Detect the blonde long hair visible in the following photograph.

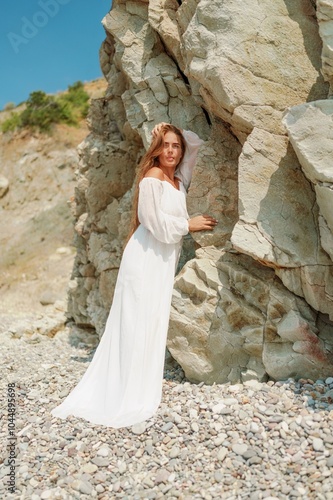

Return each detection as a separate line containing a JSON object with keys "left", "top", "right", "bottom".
{"left": 126, "top": 124, "right": 186, "bottom": 243}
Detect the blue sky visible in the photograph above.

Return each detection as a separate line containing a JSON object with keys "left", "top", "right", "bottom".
{"left": 0, "top": 0, "right": 112, "bottom": 109}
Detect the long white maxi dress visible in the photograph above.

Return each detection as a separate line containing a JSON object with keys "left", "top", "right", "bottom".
{"left": 51, "top": 130, "right": 203, "bottom": 428}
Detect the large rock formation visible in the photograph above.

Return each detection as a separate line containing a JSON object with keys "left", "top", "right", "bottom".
{"left": 67, "top": 0, "right": 333, "bottom": 382}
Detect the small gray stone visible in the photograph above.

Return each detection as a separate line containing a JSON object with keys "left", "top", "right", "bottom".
{"left": 161, "top": 422, "right": 173, "bottom": 432}
{"left": 40, "top": 291, "right": 58, "bottom": 306}
{"left": 217, "top": 447, "right": 228, "bottom": 461}
{"left": 97, "top": 446, "right": 110, "bottom": 457}
{"left": 223, "top": 398, "right": 239, "bottom": 405}
{"left": 248, "top": 456, "right": 262, "bottom": 465}
{"left": 59, "top": 388, "right": 70, "bottom": 398}
{"left": 232, "top": 443, "right": 248, "bottom": 455}
{"left": 81, "top": 463, "right": 98, "bottom": 474}
{"left": 131, "top": 421, "right": 147, "bottom": 435}
{"left": 212, "top": 403, "right": 225, "bottom": 413}
{"left": 169, "top": 446, "right": 180, "bottom": 458}
{"left": 313, "top": 438, "right": 324, "bottom": 452}
{"left": 243, "top": 449, "right": 258, "bottom": 460}
{"left": 214, "top": 471, "right": 224, "bottom": 482}
{"left": 118, "top": 461, "right": 127, "bottom": 474}
{"left": 91, "top": 457, "right": 109, "bottom": 467}
{"left": 72, "top": 479, "right": 94, "bottom": 495}
{"left": 40, "top": 490, "right": 55, "bottom": 499}
{"left": 154, "top": 468, "right": 170, "bottom": 484}
{"left": 94, "top": 471, "right": 107, "bottom": 482}
{"left": 291, "top": 451, "right": 303, "bottom": 462}
{"left": 191, "top": 422, "right": 199, "bottom": 432}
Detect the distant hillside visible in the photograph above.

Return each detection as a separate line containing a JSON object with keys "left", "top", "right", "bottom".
{"left": 0, "top": 79, "right": 107, "bottom": 129}
{"left": 0, "top": 78, "right": 107, "bottom": 318}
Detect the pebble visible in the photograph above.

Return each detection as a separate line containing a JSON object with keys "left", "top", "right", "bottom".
{"left": 217, "top": 447, "right": 228, "bottom": 461}
{"left": 91, "top": 457, "right": 109, "bottom": 467}
{"left": 71, "top": 479, "right": 94, "bottom": 495}
{"left": 40, "top": 490, "right": 54, "bottom": 499}
{"left": 161, "top": 422, "right": 173, "bottom": 432}
{"left": 131, "top": 421, "right": 147, "bottom": 435}
{"left": 1, "top": 323, "right": 333, "bottom": 499}
{"left": 97, "top": 446, "right": 110, "bottom": 457}
{"left": 118, "top": 461, "right": 127, "bottom": 474}
{"left": 313, "top": 437, "right": 324, "bottom": 451}
{"left": 82, "top": 463, "right": 98, "bottom": 474}
{"left": 191, "top": 422, "right": 199, "bottom": 432}
{"left": 169, "top": 445, "right": 180, "bottom": 458}
{"left": 232, "top": 443, "right": 248, "bottom": 455}
{"left": 154, "top": 468, "right": 169, "bottom": 484}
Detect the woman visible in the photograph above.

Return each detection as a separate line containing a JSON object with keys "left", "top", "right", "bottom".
{"left": 51, "top": 123, "right": 217, "bottom": 428}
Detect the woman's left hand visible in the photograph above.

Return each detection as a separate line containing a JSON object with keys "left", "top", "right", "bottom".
{"left": 188, "top": 215, "right": 218, "bottom": 232}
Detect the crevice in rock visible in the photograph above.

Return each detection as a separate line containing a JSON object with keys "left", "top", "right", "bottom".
{"left": 309, "top": 0, "right": 317, "bottom": 11}
{"left": 175, "top": 62, "right": 190, "bottom": 86}
{"left": 212, "top": 115, "right": 242, "bottom": 145}
{"left": 157, "top": 33, "right": 190, "bottom": 86}
{"left": 201, "top": 106, "right": 212, "bottom": 127}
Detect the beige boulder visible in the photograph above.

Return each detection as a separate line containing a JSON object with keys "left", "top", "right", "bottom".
{"left": 231, "top": 128, "right": 326, "bottom": 267}
{"left": 282, "top": 101, "right": 333, "bottom": 244}
{"left": 282, "top": 100, "right": 333, "bottom": 184}
{"left": 281, "top": 100, "right": 333, "bottom": 318}
{"left": 168, "top": 248, "right": 333, "bottom": 383}
{"left": 182, "top": 0, "right": 328, "bottom": 138}
{"left": 231, "top": 127, "right": 333, "bottom": 319}
{"left": 264, "top": 312, "right": 333, "bottom": 381}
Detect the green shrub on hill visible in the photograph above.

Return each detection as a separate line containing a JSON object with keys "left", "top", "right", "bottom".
{"left": 2, "top": 112, "right": 22, "bottom": 132}
{"left": 20, "top": 91, "right": 68, "bottom": 132}
{"left": 1, "top": 81, "right": 90, "bottom": 133}
{"left": 58, "top": 81, "right": 90, "bottom": 119}
{"left": 4, "top": 102, "right": 16, "bottom": 111}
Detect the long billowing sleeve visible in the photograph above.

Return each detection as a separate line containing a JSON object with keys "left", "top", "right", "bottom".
{"left": 175, "top": 130, "right": 204, "bottom": 191}
{"left": 138, "top": 178, "right": 189, "bottom": 244}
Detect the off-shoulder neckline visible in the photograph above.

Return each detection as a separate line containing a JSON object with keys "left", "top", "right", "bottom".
{"left": 140, "top": 176, "right": 185, "bottom": 193}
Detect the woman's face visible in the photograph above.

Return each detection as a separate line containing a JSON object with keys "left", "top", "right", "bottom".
{"left": 158, "top": 131, "right": 182, "bottom": 170}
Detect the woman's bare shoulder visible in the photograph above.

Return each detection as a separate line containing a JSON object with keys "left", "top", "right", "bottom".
{"left": 144, "top": 167, "right": 164, "bottom": 180}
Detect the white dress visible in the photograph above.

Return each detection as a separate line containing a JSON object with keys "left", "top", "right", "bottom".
{"left": 51, "top": 130, "right": 203, "bottom": 428}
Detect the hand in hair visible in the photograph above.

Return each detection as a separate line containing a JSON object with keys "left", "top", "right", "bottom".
{"left": 152, "top": 122, "right": 184, "bottom": 140}
{"left": 152, "top": 122, "right": 168, "bottom": 137}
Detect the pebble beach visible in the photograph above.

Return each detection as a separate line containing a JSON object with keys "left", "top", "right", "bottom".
{"left": 1, "top": 310, "right": 333, "bottom": 500}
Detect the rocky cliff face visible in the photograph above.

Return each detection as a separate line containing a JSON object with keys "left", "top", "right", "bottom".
{"left": 68, "top": 0, "right": 333, "bottom": 383}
